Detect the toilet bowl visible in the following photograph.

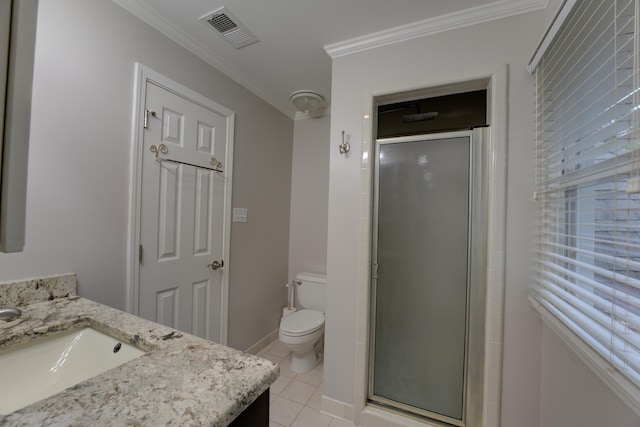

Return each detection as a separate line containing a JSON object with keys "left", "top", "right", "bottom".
{"left": 279, "top": 309, "right": 324, "bottom": 373}
{"left": 279, "top": 272, "right": 326, "bottom": 373}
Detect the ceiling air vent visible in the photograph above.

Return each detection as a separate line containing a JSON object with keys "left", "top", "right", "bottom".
{"left": 200, "top": 7, "right": 259, "bottom": 49}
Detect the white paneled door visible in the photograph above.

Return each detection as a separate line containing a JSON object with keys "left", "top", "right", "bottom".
{"left": 138, "top": 81, "right": 230, "bottom": 343}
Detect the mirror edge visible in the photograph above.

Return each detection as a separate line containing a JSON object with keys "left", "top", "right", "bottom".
{"left": 0, "top": 0, "right": 38, "bottom": 252}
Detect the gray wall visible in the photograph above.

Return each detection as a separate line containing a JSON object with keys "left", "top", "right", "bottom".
{"left": 325, "top": 4, "right": 640, "bottom": 427}
{"left": 540, "top": 324, "right": 639, "bottom": 426}
{"left": 0, "top": 0, "right": 293, "bottom": 352}
{"left": 325, "top": 9, "right": 543, "bottom": 426}
{"left": 288, "top": 115, "right": 330, "bottom": 282}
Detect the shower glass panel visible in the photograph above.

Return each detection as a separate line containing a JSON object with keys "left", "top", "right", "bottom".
{"left": 370, "top": 132, "right": 472, "bottom": 424}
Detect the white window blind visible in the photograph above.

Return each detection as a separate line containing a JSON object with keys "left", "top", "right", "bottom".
{"left": 532, "top": 0, "right": 640, "bottom": 392}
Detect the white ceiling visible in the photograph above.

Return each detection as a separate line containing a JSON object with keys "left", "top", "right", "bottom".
{"left": 114, "top": 0, "right": 545, "bottom": 118}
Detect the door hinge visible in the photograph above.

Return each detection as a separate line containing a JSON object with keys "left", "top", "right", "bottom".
{"left": 139, "top": 244, "right": 143, "bottom": 264}
{"left": 372, "top": 262, "right": 379, "bottom": 279}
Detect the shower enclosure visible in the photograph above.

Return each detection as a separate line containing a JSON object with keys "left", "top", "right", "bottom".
{"left": 369, "top": 129, "right": 487, "bottom": 426}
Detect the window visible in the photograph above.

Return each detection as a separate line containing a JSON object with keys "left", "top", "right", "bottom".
{"left": 531, "top": 0, "right": 640, "bottom": 406}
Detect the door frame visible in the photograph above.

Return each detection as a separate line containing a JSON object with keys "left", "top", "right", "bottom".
{"left": 346, "top": 64, "right": 507, "bottom": 427}
{"left": 126, "top": 63, "right": 234, "bottom": 345}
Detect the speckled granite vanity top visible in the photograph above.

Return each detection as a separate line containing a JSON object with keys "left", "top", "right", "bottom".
{"left": 0, "top": 296, "right": 279, "bottom": 426}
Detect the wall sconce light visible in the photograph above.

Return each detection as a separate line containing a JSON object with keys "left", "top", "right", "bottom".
{"left": 290, "top": 90, "right": 325, "bottom": 114}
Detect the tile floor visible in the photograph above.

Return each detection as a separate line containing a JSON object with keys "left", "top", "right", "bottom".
{"left": 258, "top": 340, "right": 353, "bottom": 427}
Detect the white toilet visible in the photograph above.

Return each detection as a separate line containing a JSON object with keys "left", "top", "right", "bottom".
{"left": 279, "top": 272, "right": 326, "bottom": 373}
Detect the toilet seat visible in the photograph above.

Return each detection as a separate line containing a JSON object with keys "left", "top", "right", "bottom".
{"left": 280, "top": 309, "right": 324, "bottom": 337}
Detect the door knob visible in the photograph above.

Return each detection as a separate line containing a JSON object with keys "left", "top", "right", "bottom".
{"left": 208, "top": 260, "right": 224, "bottom": 270}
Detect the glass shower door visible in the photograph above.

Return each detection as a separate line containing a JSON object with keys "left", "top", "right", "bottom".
{"left": 370, "top": 132, "right": 472, "bottom": 425}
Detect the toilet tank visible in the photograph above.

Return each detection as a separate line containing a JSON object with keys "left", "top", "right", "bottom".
{"left": 296, "top": 272, "right": 326, "bottom": 312}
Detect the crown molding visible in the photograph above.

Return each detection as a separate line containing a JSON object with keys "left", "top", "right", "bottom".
{"left": 114, "top": 0, "right": 546, "bottom": 117}
{"left": 324, "top": 0, "right": 547, "bottom": 58}
{"left": 113, "top": 0, "right": 297, "bottom": 119}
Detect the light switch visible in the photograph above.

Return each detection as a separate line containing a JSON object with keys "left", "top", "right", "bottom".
{"left": 233, "top": 208, "right": 248, "bottom": 223}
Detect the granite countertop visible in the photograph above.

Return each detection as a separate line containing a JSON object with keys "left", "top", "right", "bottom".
{"left": 0, "top": 296, "right": 279, "bottom": 426}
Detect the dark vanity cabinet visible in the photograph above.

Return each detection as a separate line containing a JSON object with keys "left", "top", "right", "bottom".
{"left": 228, "top": 389, "right": 269, "bottom": 426}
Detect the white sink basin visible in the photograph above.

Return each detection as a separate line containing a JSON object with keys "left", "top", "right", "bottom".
{"left": 0, "top": 327, "right": 146, "bottom": 415}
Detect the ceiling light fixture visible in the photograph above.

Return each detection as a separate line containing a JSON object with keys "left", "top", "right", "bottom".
{"left": 290, "top": 90, "right": 325, "bottom": 114}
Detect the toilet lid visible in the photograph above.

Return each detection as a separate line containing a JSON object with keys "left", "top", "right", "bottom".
{"left": 280, "top": 309, "right": 325, "bottom": 336}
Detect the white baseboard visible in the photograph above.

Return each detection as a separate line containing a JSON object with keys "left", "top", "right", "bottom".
{"left": 321, "top": 395, "right": 354, "bottom": 424}
{"left": 245, "top": 328, "right": 279, "bottom": 355}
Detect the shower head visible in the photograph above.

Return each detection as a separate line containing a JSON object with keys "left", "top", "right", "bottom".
{"left": 402, "top": 111, "right": 438, "bottom": 123}
{"left": 378, "top": 103, "right": 438, "bottom": 123}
